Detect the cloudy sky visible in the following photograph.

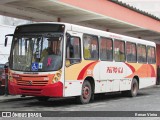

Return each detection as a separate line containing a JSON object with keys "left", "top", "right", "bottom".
{"left": 120, "top": 0, "right": 160, "bottom": 18}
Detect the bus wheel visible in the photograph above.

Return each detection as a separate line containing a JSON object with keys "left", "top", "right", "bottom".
{"left": 36, "top": 97, "right": 49, "bottom": 102}
{"left": 77, "top": 80, "right": 92, "bottom": 104}
{"left": 124, "top": 78, "right": 138, "bottom": 97}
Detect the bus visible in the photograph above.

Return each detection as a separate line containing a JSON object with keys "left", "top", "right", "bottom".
{"left": 5, "top": 22, "right": 156, "bottom": 104}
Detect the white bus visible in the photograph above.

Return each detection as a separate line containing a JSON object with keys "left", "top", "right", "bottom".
{"left": 5, "top": 22, "right": 156, "bottom": 104}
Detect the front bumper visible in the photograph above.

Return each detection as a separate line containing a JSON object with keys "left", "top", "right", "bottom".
{"left": 8, "top": 81, "right": 63, "bottom": 97}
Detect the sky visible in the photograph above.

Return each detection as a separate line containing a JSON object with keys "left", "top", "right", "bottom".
{"left": 120, "top": 0, "right": 160, "bottom": 18}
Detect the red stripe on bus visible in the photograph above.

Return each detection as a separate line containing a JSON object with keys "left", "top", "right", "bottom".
{"left": 125, "top": 63, "right": 135, "bottom": 73}
{"left": 77, "top": 61, "right": 98, "bottom": 80}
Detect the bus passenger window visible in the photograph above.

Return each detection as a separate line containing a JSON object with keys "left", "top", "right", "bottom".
{"left": 83, "top": 34, "right": 98, "bottom": 60}
{"left": 147, "top": 46, "right": 156, "bottom": 64}
{"left": 66, "top": 37, "right": 81, "bottom": 66}
{"left": 126, "top": 42, "right": 137, "bottom": 62}
{"left": 137, "top": 44, "right": 147, "bottom": 63}
{"left": 100, "top": 37, "right": 113, "bottom": 61}
{"left": 114, "top": 40, "right": 125, "bottom": 62}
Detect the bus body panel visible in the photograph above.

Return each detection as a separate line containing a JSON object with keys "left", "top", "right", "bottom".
{"left": 64, "top": 61, "right": 156, "bottom": 97}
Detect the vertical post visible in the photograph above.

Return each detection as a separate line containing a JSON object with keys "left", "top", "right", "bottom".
{"left": 4, "top": 72, "right": 8, "bottom": 96}
{"left": 57, "top": 17, "right": 61, "bottom": 22}
{"left": 157, "top": 65, "right": 160, "bottom": 85}
{"left": 4, "top": 62, "right": 9, "bottom": 96}
{"left": 156, "top": 44, "right": 160, "bottom": 85}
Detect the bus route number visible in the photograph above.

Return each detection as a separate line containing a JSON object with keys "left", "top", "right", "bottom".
{"left": 87, "top": 69, "right": 92, "bottom": 75}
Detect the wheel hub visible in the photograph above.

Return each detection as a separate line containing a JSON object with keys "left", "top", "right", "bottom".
{"left": 83, "top": 86, "right": 90, "bottom": 99}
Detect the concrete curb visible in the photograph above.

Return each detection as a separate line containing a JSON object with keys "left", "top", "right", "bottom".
{"left": 0, "top": 95, "right": 34, "bottom": 101}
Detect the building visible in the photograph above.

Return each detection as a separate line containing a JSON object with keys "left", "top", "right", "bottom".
{"left": 0, "top": 0, "right": 160, "bottom": 65}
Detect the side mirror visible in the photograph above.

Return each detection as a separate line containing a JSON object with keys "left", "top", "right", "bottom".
{"left": 4, "top": 34, "right": 14, "bottom": 47}
{"left": 4, "top": 37, "right": 8, "bottom": 47}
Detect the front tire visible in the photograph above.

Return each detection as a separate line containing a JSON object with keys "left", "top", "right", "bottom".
{"left": 77, "top": 80, "right": 92, "bottom": 104}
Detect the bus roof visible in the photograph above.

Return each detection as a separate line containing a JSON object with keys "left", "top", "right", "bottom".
{"left": 17, "top": 22, "right": 155, "bottom": 47}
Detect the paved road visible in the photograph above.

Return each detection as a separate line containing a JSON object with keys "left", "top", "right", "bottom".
{"left": 0, "top": 86, "right": 160, "bottom": 119}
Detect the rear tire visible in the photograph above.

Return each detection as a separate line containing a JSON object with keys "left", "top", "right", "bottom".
{"left": 77, "top": 80, "right": 92, "bottom": 104}
{"left": 122, "top": 78, "right": 138, "bottom": 97}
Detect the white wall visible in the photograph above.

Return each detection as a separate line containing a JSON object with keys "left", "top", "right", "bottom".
{"left": 120, "top": 0, "right": 160, "bottom": 18}
{"left": 0, "top": 25, "right": 15, "bottom": 64}
{"left": 0, "top": 15, "right": 33, "bottom": 64}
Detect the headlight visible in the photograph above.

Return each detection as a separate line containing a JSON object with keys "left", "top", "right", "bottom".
{"left": 52, "top": 71, "right": 62, "bottom": 84}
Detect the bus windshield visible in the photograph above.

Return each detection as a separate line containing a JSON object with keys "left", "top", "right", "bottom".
{"left": 10, "top": 35, "right": 63, "bottom": 72}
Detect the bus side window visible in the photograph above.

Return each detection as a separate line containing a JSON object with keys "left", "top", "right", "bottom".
{"left": 114, "top": 40, "right": 125, "bottom": 62}
{"left": 137, "top": 44, "right": 147, "bottom": 63}
{"left": 126, "top": 42, "right": 137, "bottom": 63}
{"left": 100, "top": 37, "right": 113, "bottom": 61}
{"left": 147, "top": 46, "right": 156, "bottom": 64}
{"left": 66, "top": 36, "right": 81, "bottom": 66}
{"left": 83, "top": 34, "right": 99, "bottom": 60}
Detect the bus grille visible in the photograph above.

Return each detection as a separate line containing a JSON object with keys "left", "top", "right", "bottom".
{"left": 20, "top": 88, "right": 42, "bottom": 95}
{"left": 17, "top": 80, "right": 48, "bottom": 86}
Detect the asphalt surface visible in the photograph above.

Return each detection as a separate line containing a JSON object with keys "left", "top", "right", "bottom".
{"left": 0, "top": 85, "right": 160, "bottom": 119}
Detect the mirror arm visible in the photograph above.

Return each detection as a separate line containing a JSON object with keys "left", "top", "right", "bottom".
{"left": 4, "top": 34, "right": 14, "bottom": 47}
{"left": 5, "top": 34, "right": 14, "bottom": 37}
